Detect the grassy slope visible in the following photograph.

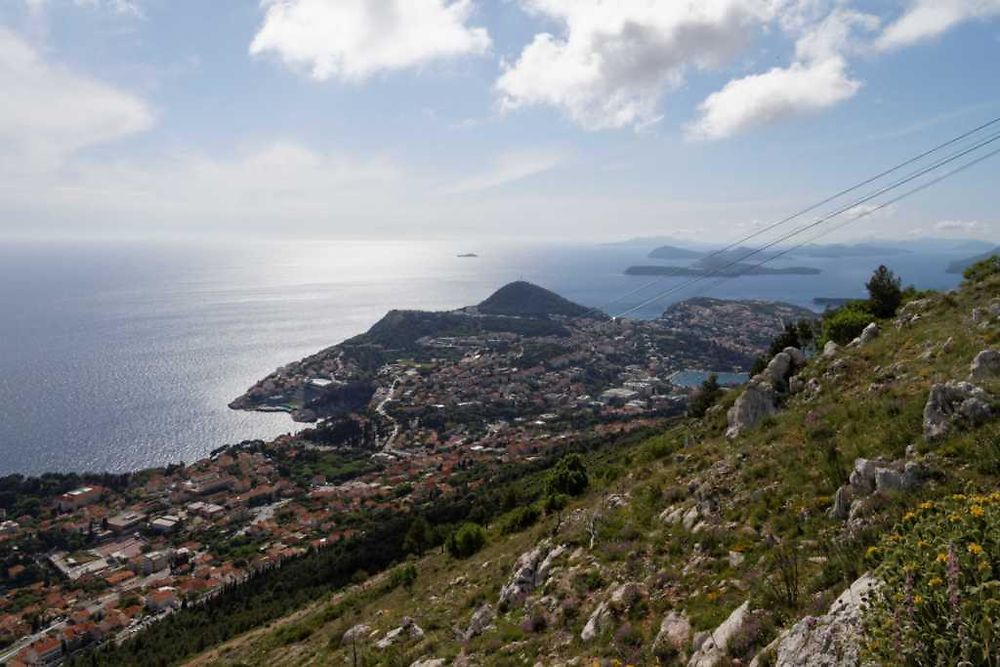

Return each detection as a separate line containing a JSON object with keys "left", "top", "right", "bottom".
{"left": 189, "top": 271, "right": 998, "bottom": 666}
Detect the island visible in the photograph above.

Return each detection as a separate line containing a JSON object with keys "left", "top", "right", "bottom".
{"left": 456, "top": 253, "right": 478, "bottom": 258}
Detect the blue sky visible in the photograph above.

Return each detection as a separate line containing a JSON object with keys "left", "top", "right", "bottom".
{"left": 1, "top": 0, "right": 998, "bottom": 243}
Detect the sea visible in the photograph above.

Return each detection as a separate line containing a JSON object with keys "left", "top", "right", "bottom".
{"left": 0, "top": 238, "right": 974, "bottom": 475}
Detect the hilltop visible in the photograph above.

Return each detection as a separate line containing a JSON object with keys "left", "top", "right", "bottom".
{"left": 165, "top": 260, "right": 997, "bottom": 666}
{"left": 474, "top": 281, "right": 592, "bottom": 318}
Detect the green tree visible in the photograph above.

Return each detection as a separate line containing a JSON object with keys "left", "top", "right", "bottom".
{"left": 445, "top": 522, "right": 486, "bottom": 559}
{"left": 402, "top": 516, "right": 430, "bottom": 556}
{"left": 866, "top": 265, "right": 903, "bottom": 318}
{"left": 687, "top": 373, "right": 722, "bottom": 418}
{"left": 547, "top": 453, "right": 589, "bottom": 497}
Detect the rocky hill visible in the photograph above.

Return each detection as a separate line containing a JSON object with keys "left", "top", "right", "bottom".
{"left": 186, "top": 264, "right": 999, "bottom": 666}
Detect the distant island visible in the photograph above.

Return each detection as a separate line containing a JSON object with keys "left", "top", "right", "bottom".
{"left": 625, "top": 263, "right": 821, "bottom": 277}
{"left": 634, "top": 245, "right": 822, "bottom": 276}
{"left": 457, "top": 253, "right": 478, "bottom": 258}
{"left": 647, "top": 244, "right": 703, "bottom": 260}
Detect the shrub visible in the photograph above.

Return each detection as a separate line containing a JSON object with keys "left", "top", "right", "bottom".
{"left": 389, "top": 563, "right": 417, "bottom": 591}
{"left": 499, "top": 505, "right": 540, "bottom": 534}
{"left": 863, "top": 493, "right": 999, "bottom": 665}
{"left": 822, "top": 303, "right": 872, "bottom": 345}
{"left": 446, "top": 522, "right": 486, "bottom": 559}
{"left": 547, "top": 454, "right": 589, "bottom": 497}
{"left": 866, "top": 265, "right": 903, "bottom": 318}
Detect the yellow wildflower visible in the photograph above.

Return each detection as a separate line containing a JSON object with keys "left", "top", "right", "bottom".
{"left": 903, "top": 511, "right": 917, "bottom": 521}
{"left": 928, "top": 577, "right": 943, "bottom": 587}
{"left": 951, "top": 494, "right": 967, "bottom": 501}
{"left": 917, "top": 540, "right": 929, "bottom": 549}
{"left": 970, "top": 505, "right": 985, "bottom": 518}
{"left": 913, "top": 595, "right": 924, "bottom": 605}
{"left": 936, "top": 553, "right": 949, "bottom": 563}
{"left": 948, "top": 513, "right": 961, "bottom": 523}
{"left": 866, "top": 546, "right": 879, "bottom": 558}
{"left": 919, "top": 501, "right": 934, "bottom": 510}
{"left": 968, "top": 543, "right": 984, "bottom": 555}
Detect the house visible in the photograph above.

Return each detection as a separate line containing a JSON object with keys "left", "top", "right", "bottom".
{"left": 106, "top": 511, "right": 145, "bottom": 534}
{"left": 144, "top": 587, "right": 178, "bottom": 612}
{"left": 150, "top": 515, "right": 180, "bottom": 534}
{"left": 56, "top": 486, "right": 102, "bottom": 513}
{"left": 18, "top": 636, "right": 62, "bottom": 665}
{"left": 139, "top": 550, "right": 171, "bottom": 575}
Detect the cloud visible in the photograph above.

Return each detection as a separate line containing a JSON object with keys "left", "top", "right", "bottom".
{"left": 445, "top": 149, "right": 564, "bottom": 194}
{"left": 23, "top": 0, "right": 142, "bottom": 15}
{"left": 496, "top": 0, "right": 774, "bottom": 131}
{"left": 877, "top": 0, "right": 1000, "bottom": 51}
{"left": 0, "top": 28, "right": 153, "bottom": 173}
{"left": 249, "top": 0, "right": 491, "bottom": 82}
{"left": 934, "top": 219, "right": 983, "bottom": 233}
{"left": 687, "top": 9, "right": 876, "bottom": 140}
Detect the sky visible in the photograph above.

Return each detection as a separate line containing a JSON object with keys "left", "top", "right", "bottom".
{"left": 1, "top": 0, "right": 999, "bottom": 243}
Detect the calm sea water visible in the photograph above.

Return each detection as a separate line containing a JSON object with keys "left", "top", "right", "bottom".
{"left": 0, "top": 239, "right": 969, "bottom": 475}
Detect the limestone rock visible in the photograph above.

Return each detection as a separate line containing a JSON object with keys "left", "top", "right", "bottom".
{"left": 830, "top": 485, "right": 851, "bottom": 521}
{"left": 770, "top": 573, "right": 877, "bottom": 666}
{"left": 822, "top": 341, "right": 839, "bottom": 358}
{"left": 970, "top": 349, "right": 1000, "bottom": 381}
{"left": 726, "top": 381, "right": 778, "bottom": 439}
{"left": 465, "top": 603, "right": 495, "bottom": 640}
{"left": 375, "top": 617, "right": 424, "bottom": 650}
{"left": 858, "top": 322, "right": 879, "bottom": 345}
{"left": 759, "top": 352, "right": 793, "bottom": 386}
{"left": 923, "top": 381, "right": 993, "bottom": 442}
{"left": 653, "top": 611, "right": 692, "bottom": 662}
{"left": 580, "top": 600, "right": 612, "bottom": 642}
{"left": 411, "top": 660, "right": 446, "bottom": 667}
{"left": 609, "top": 582, "right": 646, "bottom": 611}
{"left": 343, "top": 623, "right": 371, "bottom": 644}
{"left": 783, "top": 346, "right": 806, "bottom": 367}
{"left": 498, "top": 540, "right": 561, "bottom": 610}
{"left": 687, "top": 601, "right": 751, "bottom": 667}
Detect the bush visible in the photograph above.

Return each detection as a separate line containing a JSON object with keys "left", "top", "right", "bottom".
{"left": 389, "top": 563, "right": 417, "bottom": 591}
{"left": 822, "top": 303, "right": 872, "bottom": 345}
{"left": 446, "top": 522, "right": 487, "bottom": 559}
{"left": 547, "top": 454, "right": 589, "bottom": 497}
{"left": 499, "top": 505, "right": 540, "bottom": 534}
{"left": 863, "top": 493, "right": 999, "bottom": 665}
{"left": 866, "top": 265, "right": 903, "bottom": 318}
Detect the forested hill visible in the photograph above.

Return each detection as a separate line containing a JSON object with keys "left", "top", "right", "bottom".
{"left": 474, "top": 281, "right": 593, "bottom": 318}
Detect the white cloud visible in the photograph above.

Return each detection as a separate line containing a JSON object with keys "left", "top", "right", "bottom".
{"left": 496, "top": 0, "right": 775, "bottom": 131}
{"left": 0, "top": 28, "right": 153, "bottom": 173}
{"left": 445, "top": 149, "right": 564, "bottom": 194}
{"left": 23, "top": 0, "right": 142, "bottom": 15}
{"left": 877, "top": 0, "right": 1000, "bottom": 51}
{"left": 687, "top": 9, "right": 876, "bottom": 140}
{"left": 688, "top": 58, "right": 859, "bottom": 140}
{"left": 934, "top": 219, "right": 983, "bottom": 233}
{"left": 249, "top": 0, "right": 491, "bottom": 82}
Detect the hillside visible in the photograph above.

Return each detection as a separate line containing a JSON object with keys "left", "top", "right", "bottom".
{"left": 475, "top": 281, "right": 592, "bottom": 318}
{"left": 181, "top": 265, "right": 999, "bottom": 666}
